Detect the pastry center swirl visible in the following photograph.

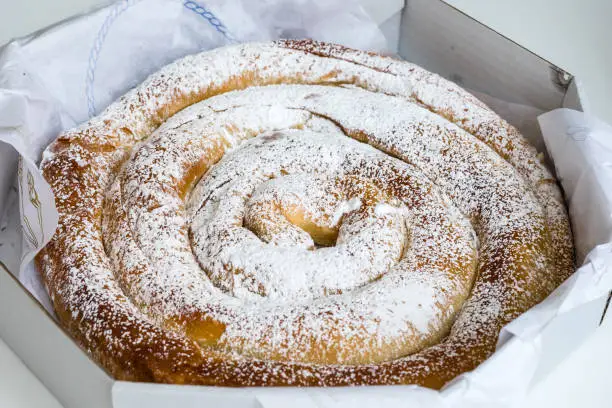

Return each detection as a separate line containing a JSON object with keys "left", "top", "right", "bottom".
{"left": 188, "top": 151, "right": 414, "bottom": 301}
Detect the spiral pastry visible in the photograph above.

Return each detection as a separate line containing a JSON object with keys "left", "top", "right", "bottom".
{"left": 37, "top": 40, "right": 574, "bottom": 389}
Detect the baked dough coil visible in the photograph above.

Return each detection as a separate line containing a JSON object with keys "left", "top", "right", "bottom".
{"left": 37, "top": 40, "right": 573, "bottom": 389}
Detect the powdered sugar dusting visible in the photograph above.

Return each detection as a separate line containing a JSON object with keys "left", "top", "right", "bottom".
{"left": 332, "top": 197, "right": 362, "bottom": 225}
{"left": 36, "top": 40, "right": 573, "bottom": 387}
{"left": 105, "top": 115, "right": 478, "bottom": 363}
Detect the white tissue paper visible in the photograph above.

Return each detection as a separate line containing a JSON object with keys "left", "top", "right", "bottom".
{"left": 0, "top": 1, "right": 611, "bottom": 407}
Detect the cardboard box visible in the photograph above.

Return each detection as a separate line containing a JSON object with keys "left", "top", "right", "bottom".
{"left": 0, "top": 0, "right": 607, "bottom": 407}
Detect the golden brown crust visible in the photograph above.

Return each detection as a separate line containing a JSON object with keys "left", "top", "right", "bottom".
{"left": 35, "top": 40, "right": 574, "bottom": 388}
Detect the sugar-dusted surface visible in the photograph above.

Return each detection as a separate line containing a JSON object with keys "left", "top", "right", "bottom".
{"left": 36, "top": 40, "right": 573, "bottom": 388}
{"left": 107, "top": 117, "right": 477, "bottom": 364}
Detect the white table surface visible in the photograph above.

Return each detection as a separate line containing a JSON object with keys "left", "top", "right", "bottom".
{"left": 1, "top": 0, "right": 611, "bottom": 407}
